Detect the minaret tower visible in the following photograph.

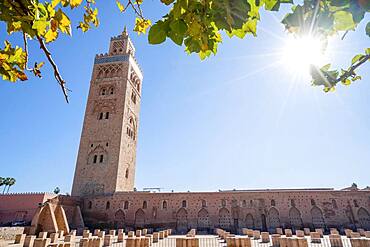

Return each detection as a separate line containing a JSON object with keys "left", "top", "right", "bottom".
{"left": 71, "top": 29, "right": 143, "bottom": 196}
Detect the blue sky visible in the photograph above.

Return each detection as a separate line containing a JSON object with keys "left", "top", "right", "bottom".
{"left": 0, "top": 2, "right": 369, "bottom": 194}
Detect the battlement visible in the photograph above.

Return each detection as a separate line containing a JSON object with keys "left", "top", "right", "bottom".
{"left": 0, "top": 192, "right": 55, "bottom": 196}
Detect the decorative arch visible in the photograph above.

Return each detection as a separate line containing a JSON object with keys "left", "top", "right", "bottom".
{"left": 114, "top": 209, "right": 125, "bottom": 228}
{"left": 219, "top": 207, "right": 231, "bottom": 230}
{"left": 162, "top": 201, "right": 168, "bottom": 209}
{"left": 289, "top": 207, "right": 303, "bottom": 229}
{"left": 127, "top": 116, "right": 137, "bottom": 140}
{"left": 268, "top": 207, "right": 280, "bottom": 228}
{"left": 123, "top": 201, "right": 129, "bottom": 209}
{"left": 87, "top": 145, "right": 108, "bottom": 165}
{"left": 135, "top": 209, "right": 145, "bottom": 227}
{"left": 34, "top": 204, "right": 58, "bottom": 234}
{"left": 176, "top": 208, "right": 188, "bottom": 233}
{"left": 245, "top": 213, "right": 254, "bottom": 229}
{"left": 97, "top": 69, "right": 104, "bottom": 79}
{"left": 357, "top": 207, "right": 370, "bottom": 229}
{"left": 311, "top": 206, "right": 325, "bottom": 228}
{"left": 197, "top": 208, "right": 209, "bottom": 229}
{"left": 116, "top": 68, "right": 123, "bottom": 77}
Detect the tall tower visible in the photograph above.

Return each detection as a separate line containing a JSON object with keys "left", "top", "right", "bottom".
{"left": 71, "top": 29, "right": 142, "bottom": 196}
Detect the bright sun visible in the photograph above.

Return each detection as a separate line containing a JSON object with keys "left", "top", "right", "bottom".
{"left": 282, "top": 35, "right": 326, "bottom": 74}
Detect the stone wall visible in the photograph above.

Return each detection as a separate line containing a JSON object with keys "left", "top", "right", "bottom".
{"left": 80, "top": 188, "right": 370, "bottom": 233}
{"left": 0, "top": 227, "right": 24, "bottom": 240}
{"left": 0, "top": 193, "right": 57, "bottom": 225}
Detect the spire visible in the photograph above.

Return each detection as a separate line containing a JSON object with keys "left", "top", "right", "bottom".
{"left": 122, "top": 26, "right": 128, "bottom": 36}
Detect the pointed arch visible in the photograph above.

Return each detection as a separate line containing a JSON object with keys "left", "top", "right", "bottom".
{"left": 245, "top": 213, "right": 254, "bottom": 229}
{"left": 176, "top": 208, "right": 188, "bottom": 233}
{"left": 197, "top": 208, "right": 209, "bottom": 229}
{"left": 268, "top": 207, "right": 280, "bottom": 228}
{"left": 357, "top": 207, "right": 370, "bottom": 229}
{"left": 87, "top": 145, "right": 108, "bottom": 165}
{"left": 311, "top": 206, "right": 325, "bottom": 228}
{"left": 219, "top": 207, "right": 231, "bottom": 230}
{"left": 104, "top": 69, "right": 109, "bottom": 78}
{"left": 289, "top": 207, "right": 303, "bottom": 229}
{"left": 116, "top": 68, "right": 123, "bottom": 77}
{"left": 135, "top": 208, "right": 145, "bottom": 227}
{"left": 114, "top": 209, "right": 125, "bottom": 228}
{"left": 109, "top": 69, "right": 116, "bottom": 78}
{"left": 97, "top": 69, "right": 104, "bottom": 79}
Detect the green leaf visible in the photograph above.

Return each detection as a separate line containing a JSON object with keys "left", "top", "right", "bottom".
{"left": 333, "top": 11, "right": 356, "bottom": 31}
{"left": 169, "top": 19, "right": 187, "bottom": 35}
{"left": 148, "top": 22, "right": 167, "bottom": 44}
{"left": 342, "top": 79, "right": 351, "bottom": 86}
{"left": 352, "top": 75, "right": 362, "bottom": 81}
{"left": 264, "top": 0, "right": 279, "bottom": 11}
{"left": 32, "top": 20, "right": 48, "bottom": 35}
{"left": 168, "top": 31, "right": 183, "bottom": 45}
{"left": 321, "top": 64, "right": 331, "bottom": 71}
{"left": 351, "top": 54, "right": 364, "bottom": 65}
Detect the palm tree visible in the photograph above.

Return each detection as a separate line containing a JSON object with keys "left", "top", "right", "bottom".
{"left": 0, "top": 177, "right": 4, "bottom": 193}
{"left": 2, "top": 177, "right": 10, "bottom": 194}
{"left": 6, "top": 178, "right": 16, "bottom": 193}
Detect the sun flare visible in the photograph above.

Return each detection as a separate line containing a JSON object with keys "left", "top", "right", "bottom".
{"left": 282, "top": 35, "right": 326, "bottom": 75}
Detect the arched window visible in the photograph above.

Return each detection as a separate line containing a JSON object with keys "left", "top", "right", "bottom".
{"left": 221, "top": 199, "right": 226, "bottom": 207}
{"left": 110, "top": 87, "right": 114, "bottom": 95}
{"left": 332, "top": 199, "right": 338, "bottom": 209}
{"left": 354, "top": 200, "right": 359, "bottom": 207}
{"left": 131, "top": 91, "right": 136, "bottom": 104}
{"left": 137, "top": 83, "right": 140, "bottom": 92}
{"left": 105, "top": 112, "right": 109, "bottom": 119}
{"left": 93, "top": 155, "right": 97, "bottom": 164}
{"left": 250, "top": 200, "right": 253, "bottom": 206}
{"left": 271, "top": 199, "right": 276, "bottom": 206}
{"left": 311, "top": 199, "right": 316, "bottom": 206}
{"left": 182, "top": 200, "right": 187, "bottom": 208}
{"left": 124, "top": 201, "right": 129, "bottom": 209}
{"left": 242, "top": 200, "right": 247, "bottom": 207}
{"left": 106, "top": 201, "right": 110, "bottom": 210}
{"left": 98, "top": 112, "right": 103, "bottom": 120}
{"left": 88, "top": 201, "right": 92, "bottom": 209}
{"left": 162, "top": 201, "right": 167, "bottom": 209}
{"left": 99, "top": 154, "right": 104, "bottom": 163}
{"left": 125, "top": 169, "right": 129, "bottom": 178}
{"left": 142, "top": 201, "right": 147, "bottom": 209}
{"left": 290, "top": 199, "right": 296, "bottom": 207}
{"left": 101, "top": 88, "right": 106, "bottom": 95}
{"left": 201, "top": 200, "right": 207, "bottom": 208}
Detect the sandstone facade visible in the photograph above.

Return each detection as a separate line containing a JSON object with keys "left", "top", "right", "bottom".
{"left": 80, "top": 188, "right": 370, "bottom": 233}
{"left": 71, "top": 28, "right": 142, "bottom": 197}
{"left": 0, "top": 193, "right": 56, "bottom": 225}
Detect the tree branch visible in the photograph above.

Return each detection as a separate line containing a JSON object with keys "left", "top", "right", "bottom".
{"left": 335, "top": 54, "right": 369, "bottom": 84}
{"left": 36, "top": 36, "right": 70, "bottom": 103}
{"left": 23, "top": 32, "right": 32, "bottom": 71}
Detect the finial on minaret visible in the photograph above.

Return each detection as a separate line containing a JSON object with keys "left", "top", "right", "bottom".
{"left": 122, "top": 26, "right": 128, "bottom": 36}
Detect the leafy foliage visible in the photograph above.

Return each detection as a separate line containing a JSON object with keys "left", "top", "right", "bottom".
{"left": 0, "top": 177, "right": 16, "bottom": 194}
{"left": 0, "top": 0, "right": 369, "bottom": 99}
{"left": 54, "top": 186, "right": 61, "bottom": 194}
